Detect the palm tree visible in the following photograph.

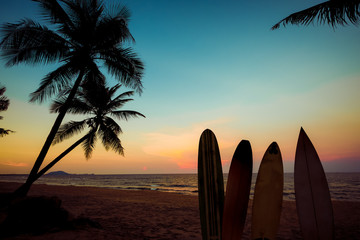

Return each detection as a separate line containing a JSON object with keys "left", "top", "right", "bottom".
{"left": 272, "top": 0, "right": 360, "bottom": 30}
{"left": 0, "top": 86, "right": 13, "bottom": 137}
{"left": 29, "top": 82, "right": 145, "bottom": 186}
{"left": 0, "top": 0, "right": 144, "bottom": 196}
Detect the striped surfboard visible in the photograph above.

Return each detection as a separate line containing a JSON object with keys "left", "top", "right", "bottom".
{"left": 198, "top": 129, "right": 224, "bottom": 240}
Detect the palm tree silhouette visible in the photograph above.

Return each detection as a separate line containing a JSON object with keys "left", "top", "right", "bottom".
{"left": 272, "top": 0, "right": 360, "bottom": 30}
{"left": 0, "top": 86, "right": 13, "bottom": 137}
{"left": 30, "top": 82, "right": 145, "bottom": 185}
{"left": 0, "top": 0, "right": 144, "bottom": 196}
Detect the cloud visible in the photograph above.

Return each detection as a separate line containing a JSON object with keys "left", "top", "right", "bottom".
{"left": 177, "top": 159, "right": 197, "bottom": 170}
{"left": 142, "top": 118, "right": 236, "bottom": 171}
{"left": 142, "top": 131, "right": 197, "bottom": 159}
{"left": 2, "top": 162, "right": 28, "bottom": 167}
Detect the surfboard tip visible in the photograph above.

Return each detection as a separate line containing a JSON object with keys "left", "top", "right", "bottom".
{"left": 269, "top": 142, "right": 279, "bottom": 154}
{"left": 201, "top": 129, "right": 214, "bottom": 137}
{"left": 239, "top": 139, "right": 250, "bottom": 145}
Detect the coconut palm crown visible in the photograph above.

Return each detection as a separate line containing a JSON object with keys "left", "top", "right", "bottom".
{"left": 0, "top": 0, "right": 144, "bottom": 100}
{"left": 51, "top": 82, "right": 145, "bottom": 158}
{"left": 272, "top": 0, "right": 360, "bottom": 30}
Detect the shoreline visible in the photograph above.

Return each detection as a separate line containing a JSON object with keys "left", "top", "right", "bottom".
{"left": 1, "top": 182, "right": 360, "bottom": 239}
{"left": 1, "top": 179, "right": 360, "bottom": 202}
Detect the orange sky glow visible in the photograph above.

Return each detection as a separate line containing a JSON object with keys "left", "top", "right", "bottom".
{"left": 1, "top": 0, "right": 360, "bottom": 174}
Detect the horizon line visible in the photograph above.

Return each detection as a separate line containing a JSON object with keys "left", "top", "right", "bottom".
{"left": 1, "top": 171, "right": 360, "bottom": 175}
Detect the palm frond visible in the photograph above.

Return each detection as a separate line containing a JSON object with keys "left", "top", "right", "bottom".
{"left": 113, "top": 89, "right": 134, "bottom": 99}
{"left": 81, "top": 64, "right": 105, "bottom": 91}
{"left": 64, "top": 0, "right": 104, "bottom": 21}
{"left": 53, "top": 120, "right": 88, "bottom": 144}
{"left": 0, "top": 86, "right": 6, "bottom": 95}
{"left": 95, "top": 18, "right": 134, "bottom": 47}
{"left": 110, "top": 110, "right": 145, "bottom": 121}
{"left": 50, "top": 96, "right": 93, "bottom": 114}
{"left": 0, "top": 96, "right": 10, "bottom": 112}
{"left": 61, "top": 0, "right": 104, "bottom": 43}
{"left": 29, "top": 61, "right": 78, "bottom": 103}
{"left": 99, "top": 122, "right": 124, "bottom": 155}
{"left": 32, "top": 0, "right": 75, "bottom": 33}
{"left": 101, "top": 47, "right": 144, "bottom": 94}
{"left": 107, "top": 98, "right": 133, "bottom": 111}
{"left": 107, "top": 84, "right": 121, "bottom": 96}
{"left": 0, "top": 128, "right": 14, "bottom": 137}
{"left": 0, "top": 19, "right": 69, "bottom": 66}
{"left": 95, "top": 4, "right": 134, "bottom": 47}
{"left": 67, "top": 98, "right": 93, "bottom": 114}
{"left": 272, "top": 0, "right": 360, "bottom": 30}
{"left": 82, "top": 131, "right": 97, "bottom": 159}
{"left": 107, "top": 98, "right": 134, "bottom": 111}
{"left": 105, "top": 86, "right": 134, "bottom": 109}
{"left": 49, "top": 97, "right": 67, "bottom": 113}
{"left": 0, "top": 87, "right": 9, "bottom": 112}
{"left": 107, "top": 3, "right": 132, "bottom": 22}
{"left": 102, "top": 116, "right": 122, "bottom": 134}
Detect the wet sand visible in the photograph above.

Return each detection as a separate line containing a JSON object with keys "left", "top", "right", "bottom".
{"left": 0, "top": 182, "right": 359, "bottom": 239}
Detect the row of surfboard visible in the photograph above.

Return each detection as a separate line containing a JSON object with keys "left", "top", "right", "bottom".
{"left": 198, "top": 128, "right": 334, "bottom": 240}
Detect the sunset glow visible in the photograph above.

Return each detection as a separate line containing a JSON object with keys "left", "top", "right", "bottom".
{"left": 0, "top": 0, "right": 360, "bottom": 174}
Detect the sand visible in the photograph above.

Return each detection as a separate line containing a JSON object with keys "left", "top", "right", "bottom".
{"left": 0, "top": 182, "right": 359, "bottom": 240}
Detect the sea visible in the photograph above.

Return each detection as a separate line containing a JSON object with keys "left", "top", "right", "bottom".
{"left": 0, "top": 173, "right": 359, "bottom": 201}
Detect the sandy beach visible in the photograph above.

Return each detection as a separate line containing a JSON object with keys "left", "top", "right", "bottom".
{"left": 0, "top": 182, "right": 359, "bottom": 240}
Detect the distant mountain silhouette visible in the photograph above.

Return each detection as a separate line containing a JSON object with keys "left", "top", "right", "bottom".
{"left": 45, "top": 171, "right": 70, "bottom": 176}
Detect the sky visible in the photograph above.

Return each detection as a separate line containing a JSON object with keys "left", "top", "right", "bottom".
{"left": 0, "top": 0, "right": 360, "bottom": 174}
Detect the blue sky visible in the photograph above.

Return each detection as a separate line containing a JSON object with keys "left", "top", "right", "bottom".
{"left": 1, "top": 0, "right": 360, "bottom": 174}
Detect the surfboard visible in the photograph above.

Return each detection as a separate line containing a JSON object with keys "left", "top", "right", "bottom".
{"left": 295, "top": 128, "right": 334, "bottom": 240}
{"left": 251, "top": 142, "right": 283, "bottom": 240}
{"left": 222, "top": 140, "right": 253, "bottom": 240}
{"left": 198, "top": 129, "right": 224, "bottom": 240}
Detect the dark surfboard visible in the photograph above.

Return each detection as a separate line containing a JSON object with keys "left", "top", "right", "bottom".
{"left": 295, "top": 128, "right": 334, "bottom": 240}
{"left": 222, "top": 140, "right": 253, "bottom": 240}
{"left": 198, "top": 129, "right": 224, "bottom": 240}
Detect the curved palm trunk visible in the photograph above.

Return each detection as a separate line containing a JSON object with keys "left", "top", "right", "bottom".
{"left": 27, "top": 133, "right": 90, "bottom": 187}
{"left": 14, "top": 70, "right": 85, "bottom": 197}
